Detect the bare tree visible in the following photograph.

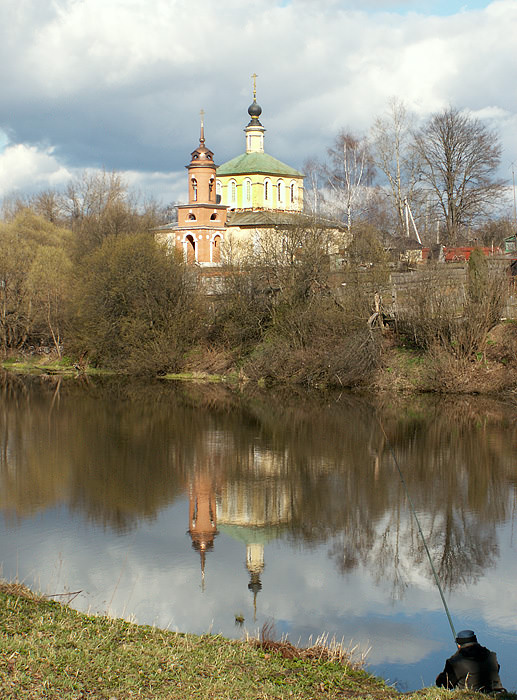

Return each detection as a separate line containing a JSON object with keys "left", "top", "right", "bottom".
{"left": 302, "top": 158, "right": 323, "bottom": 216}
{"left": 62, "top": 170, "right": 162, "bottom": 257}
{"left": 63, "top": 170, "right": 127, "bottom": 231}
{"left": 370, "top": 98, "right": 421, "bottom": 235}
{"left": 320, "top": 131, "right": 376, "bottom": 231}
{"left": 413, "top": 106, "right": 506, "bottom": 244}
{"left": 1, "top": 193, "right": 30, "bottom": 221}
{"left": 28, "top": 189, "right": 66, "bottom": 224}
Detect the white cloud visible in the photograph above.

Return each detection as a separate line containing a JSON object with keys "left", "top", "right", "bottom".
{"left": 0, "top": 139, "right": 186, "bottom": 202}
{"left": 0, "top": 0, "right": 515, "bottom": 205}
{"left": 0, "top": 143, "right": 72, "bottom": 194}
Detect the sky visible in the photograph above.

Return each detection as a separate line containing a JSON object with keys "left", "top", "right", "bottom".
{"left": 0, "top": 0, "right": 515, "bottom": 207}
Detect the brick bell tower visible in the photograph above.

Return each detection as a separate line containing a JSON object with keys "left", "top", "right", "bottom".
{"left": 176, "top": 111, "right": 227, "bottom": 265}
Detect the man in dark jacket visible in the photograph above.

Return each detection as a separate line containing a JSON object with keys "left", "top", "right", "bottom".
{"left": 436, "top": 629, "right": 504, "bottom": 693}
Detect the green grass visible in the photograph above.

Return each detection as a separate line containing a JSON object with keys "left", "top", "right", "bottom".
{"left": 1, "top": 356, "right": 114, "bottom": 376}
{"left": 1, "top": 357, "right": 236, "bottom": 383}
{"left": 160, "top": 371, "right": 226, "bottom": 382}
{"left": 1, "top": 583, "right": 515, "bottom": 700}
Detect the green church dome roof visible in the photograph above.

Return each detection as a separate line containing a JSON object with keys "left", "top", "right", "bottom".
{"left": 217, "top": 152, "right": 303, "bottom": 178}
{"left": 217, "top": 523, "right": 285, "bottom": 546}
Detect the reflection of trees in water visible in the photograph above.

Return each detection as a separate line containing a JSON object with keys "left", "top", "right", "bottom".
{"left": 423, "top": 508, "right": 498, "bottom": 591}
{"left": 377, "top": 395, "right": 511, "bottom": 591}
{"left": 244, "top": 391, "right": 515, "bottom": 594}
{"left": 0, "top": 375, "right": 194, "bottom": 531}
{"left": 0, "top": 376, "right": 515, "bottom": 592}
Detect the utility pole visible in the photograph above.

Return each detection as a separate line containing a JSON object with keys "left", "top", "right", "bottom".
{"left": 403, "top": 198, "right": 422, "bottom": 244}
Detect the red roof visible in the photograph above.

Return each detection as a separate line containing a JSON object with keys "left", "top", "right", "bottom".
{"left": 421, "top": 246, "right": 498, "bottom": 262}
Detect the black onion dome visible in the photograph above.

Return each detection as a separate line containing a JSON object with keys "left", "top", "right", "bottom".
{"left": 248, "top": 100, "right": 262, "bottom": 119}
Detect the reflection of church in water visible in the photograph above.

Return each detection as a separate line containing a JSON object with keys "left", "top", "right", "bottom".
{"left": 188, "top": 447, "right": 298, "bottom": 616}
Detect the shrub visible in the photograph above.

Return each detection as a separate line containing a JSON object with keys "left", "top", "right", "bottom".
{"left": 68, "top": 233, "right": 205, "bottom": 374}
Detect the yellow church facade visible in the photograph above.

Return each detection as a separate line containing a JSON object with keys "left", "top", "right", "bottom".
{"left": 216, "top": 169, "right": 303, "bottom": 212}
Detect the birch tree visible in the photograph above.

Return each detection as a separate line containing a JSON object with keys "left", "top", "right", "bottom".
{"left": 370, "top": 98, "right": 421, "bottom": 234}
{"left": 322, "top": 131, "right": 375, "bottom": 231}
{"left": 26, "top": 247, "right": 73, "bottom": 356}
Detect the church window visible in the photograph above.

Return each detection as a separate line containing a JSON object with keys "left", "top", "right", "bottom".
{"left": 191, "top": 178, "right": 198, "bottom": 201}
{"left": 188, "top": 213, "right": 196, "bottom": 220}
{"left": 277, "top": 180, "right": 284, "bottom": 205}
{"left": 216, "top": 179, "right": 222, "bottom": 204}
{"left": 230, "top": 179, "right": 237, "bottom": 205}
{"left": 209, "top": 178, "right": 214, "bottom": 199}
{"left": 290, "top": 181, "right": 297, "bottom": 205}
{"left": 210, "top": 213, "right": 217, "bottom": 220}
{"left": 264, "top": 178, "right": 271, "bottom": 202}
{"left": 244, "top": 178, "right": 252, "bottom": 204}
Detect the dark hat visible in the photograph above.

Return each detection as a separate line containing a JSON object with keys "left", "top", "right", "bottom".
{"left": 456, "top": 630, "right": 477, "bottom": 644}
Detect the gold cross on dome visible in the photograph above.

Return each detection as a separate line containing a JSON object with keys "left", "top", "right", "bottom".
{"left": 199, "top": 109, "right": 205, "bottom": 143}
{"left": 251, "top": 73, "right": 258, "bottom": 100}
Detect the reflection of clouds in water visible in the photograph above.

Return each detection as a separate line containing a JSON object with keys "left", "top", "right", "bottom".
{"left": 2, "top": 503, "right": 517, "bottom": 690}
{"left": 0, "top": 507, "right": 449, "bottom": 669}
{"left": 448, "top": 524, "right": 517, "bottom": 632}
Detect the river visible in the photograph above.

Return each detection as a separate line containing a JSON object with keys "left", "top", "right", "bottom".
{"left": 1, "top": 372, "right": 516, "bottom": 691}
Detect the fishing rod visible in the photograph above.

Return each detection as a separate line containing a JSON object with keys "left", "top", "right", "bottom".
{"left": 377, "top": 418, "right": 457, "bottom": 643}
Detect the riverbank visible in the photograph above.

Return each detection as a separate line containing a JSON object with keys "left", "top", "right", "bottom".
{"left": 3, "top": 326, "right": 517, "bottom": 396}
{"left": 0, "top": 582, "right": 513, "bottom": 700}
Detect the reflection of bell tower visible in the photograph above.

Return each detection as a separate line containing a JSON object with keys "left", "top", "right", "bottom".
{"left": 246, "top": 542, "right": 264, "bottom": 620}
{"left": 188, "top": 473, "right": 218, "bottom": 589}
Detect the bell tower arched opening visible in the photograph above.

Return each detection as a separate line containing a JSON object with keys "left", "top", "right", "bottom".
{"left": 185, "top": 234, "right": 196, "bottom": 264}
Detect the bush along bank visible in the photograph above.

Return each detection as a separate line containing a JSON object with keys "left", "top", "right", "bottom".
{"left": 3, "top": 204, "right": 516, "bottom": 393}
{"left": 1, "top": 582, "right": 515, "bottom": 700}
{"left": 4, "top": 325, "right": 517, "bottom": 395}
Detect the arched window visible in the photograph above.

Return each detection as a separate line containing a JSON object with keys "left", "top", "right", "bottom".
{"left": 210, "top": 213, "right": 218, "bottom": 221}
{"left": 209, "top": 178, "right": 214, "bottom": 199}
{"left": 188, "top": 213, "right": 196, "bottom": 221}
{"left": 185, "top": 234, "right": 196, "bottom": 264}
{"left": 244, "top": 178, "right": 252, "bottom": 205}
{"left": 216, "top": 179, "right": 222, "bottom": 204}
{"left": 230, "top": 179, "right": 237, "bottom": 205}
{"left": 212, "top": 235, "right": 221, "bottom": 264}
{"left": 264, "top": 178, "right": 271, "bottom": 202}
{"left": 290, "top": 181, "right": 297, "bottom": 206}
{"left": 191, "top": 178, "right": 197, "bottom": 202}
{"left": 277, "top": 180, "right": 284, "bottom": 206}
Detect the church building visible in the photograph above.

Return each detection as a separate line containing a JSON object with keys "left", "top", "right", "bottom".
{"left": 156, "top": 80, "right": 305, "bottom": 265}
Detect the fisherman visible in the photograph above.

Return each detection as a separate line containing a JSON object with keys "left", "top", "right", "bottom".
{"left": 436, "top": 629, "right": 505, "bottom": 693}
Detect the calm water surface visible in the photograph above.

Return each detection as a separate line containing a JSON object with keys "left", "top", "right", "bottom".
{"left": 1, "top": 372, "right": 517, "bottom": 691}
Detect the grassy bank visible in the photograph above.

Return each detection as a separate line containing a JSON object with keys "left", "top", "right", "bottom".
{"left": 1, "top": 583, "right": 513, "bottom": 700}
{"left": 3, "top": 319, "right": 517, "bottom": 395}
{"left": 0, "top": 356, "right": 113, "bottom": 377}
